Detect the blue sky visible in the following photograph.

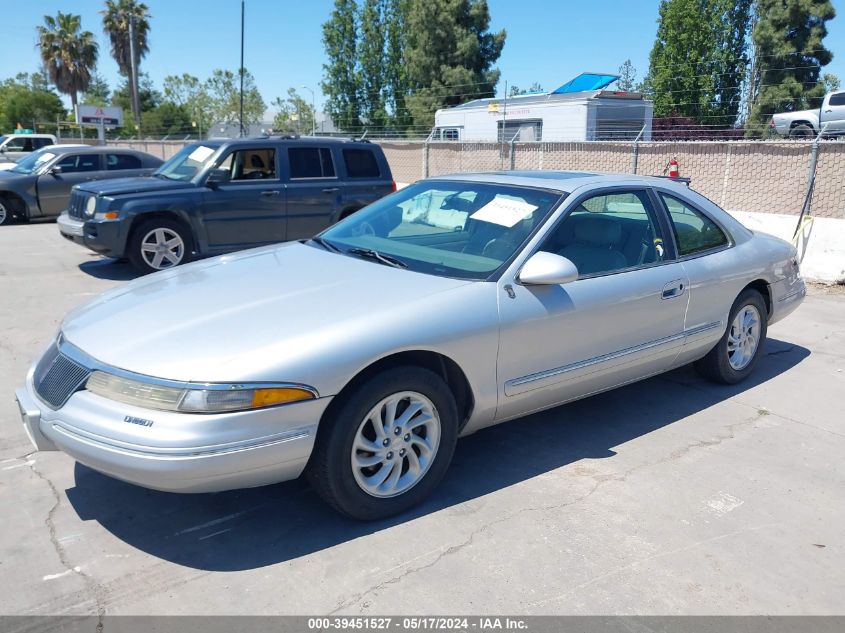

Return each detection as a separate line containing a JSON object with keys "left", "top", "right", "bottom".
{"left": 2, "top": 0, "right": 844, "bottom": 113}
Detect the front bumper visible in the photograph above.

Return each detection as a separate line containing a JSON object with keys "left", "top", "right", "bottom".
{"left": 17, "top": 368, "right": 330, "bottom": 493}
{"left": 57, "top": 212, "right": 85, "bottom": 244}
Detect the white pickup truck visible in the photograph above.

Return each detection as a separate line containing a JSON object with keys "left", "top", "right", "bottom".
{"left": 770, "top": 90, "right": 845, "bottom": 137}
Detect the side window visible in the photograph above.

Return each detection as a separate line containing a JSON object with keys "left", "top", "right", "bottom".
{"left": 106, "top": 153, "right": 142, "bottom": 170}
{"left": 5, "top": 137, "right": 31, "bottom": 151}
{"left": 288, "top": 147, "right": 335, "bottom": 179}
{"left": 56, "top": 154, "right": 100, "bottom": 173}
{"left": 216, "top": 148, "right": 277, "bottom": 181}
{"left": 659, "top": 193, "right": 728, "bottom": 256}
{"left": 828, "top": 92, "right": 845, "bottom": 106}
{"left": 33, "top": 138, "right": 53, "bottom": 149}
{"left": 342, "top": 148, "right": 380, "bottom": 178}
{"left": 540, "top": 190, "right": 667, "bottom": 276}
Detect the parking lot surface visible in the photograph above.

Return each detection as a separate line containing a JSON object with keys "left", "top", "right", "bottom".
{"left": 1, "top": 222, "right": 843, "bottom": 615}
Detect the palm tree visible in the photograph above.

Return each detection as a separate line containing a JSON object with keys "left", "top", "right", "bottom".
{"left": 36, "top": 12, "right": 98, "bottom": 111}
{"left": 101, "top": 0, "right": 151, "bottom": 125}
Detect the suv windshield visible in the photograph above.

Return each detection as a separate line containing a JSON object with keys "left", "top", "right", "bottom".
{"left": 10, "top": 148, "right": 57, "bottom": 175}
{"left": 318, "top": 181, "right": 564, "bottom": 280}
{"left": 155, "top": 144, "right": 218, "bottom": 181}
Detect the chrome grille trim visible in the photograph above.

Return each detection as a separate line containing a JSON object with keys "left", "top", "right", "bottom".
{"left": 67, "top": 191, "right": 87, "bottom": 220}
{"left": 33, "top": 343, "right": 91, "bottom": 409}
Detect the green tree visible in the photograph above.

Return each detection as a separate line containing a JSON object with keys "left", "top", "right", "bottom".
{"left": 748, "top": 0, "right": 836, "bottom": 131}
{"left": 322, "top": 0, "right": 362, "bottom": 131}
{"left": 646, "top": 0, "right": 752, "bottom": 125}
{"left": 359, "top": 0, "right": 387, "bottom": 127}
{"left": 205, "top": 68, "right": 266, "bottom": 126}
{"left": 272, "top": 88, "right": 316, "bottom": 134}
{"left": 509, "top": 82, "right": 543, "bottom": 96}
{"left": 383, "top": 0, "right": 410, "bottom": 133}
{"left": 823, "top": 72, "right": 840, "bottom": 93}
{"left": 162, "top": 73, "right": 214, "bottom": 136}
{"left": 36, "top": 12, "right": 98, "bottom": 111}
{"left": 112, "top": 72, "right": 160, "bottom": 114}
{"left": 404, "top": 0, "right": 506, "bottom": 129}
{"left": 101, "top": 0, "right": 151, "bottom": 126}
{"left": 617, "top": 60, "right": 638, "bottom": 92}
{"left": 80, "top": 71, "right": 110, "bottom": 106}
{"left": 0, "top": 75, "right": 65, "bottom": 132}
{"left": 141, "top": 102, "right": 192, "bottom": 137}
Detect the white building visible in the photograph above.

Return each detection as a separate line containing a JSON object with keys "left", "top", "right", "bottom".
{"left": 433, "top": 73, "right": 653, "bottom": 142}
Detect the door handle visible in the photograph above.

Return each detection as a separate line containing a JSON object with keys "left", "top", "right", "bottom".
{"left": 260, "top": 190, "right": 280, "bottom": 196}
{"left": 322, "top": 187, "right": 339, "bottom": 193}
{"left": 661, "top": 280, "right": 686, "bottom": 299}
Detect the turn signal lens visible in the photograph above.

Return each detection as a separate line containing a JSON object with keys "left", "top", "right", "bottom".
{"left": 104, "top": 211, "right": 119, "bottom": 220}
{"left": 251, "top": 387, "right": 314, "bottom": 408}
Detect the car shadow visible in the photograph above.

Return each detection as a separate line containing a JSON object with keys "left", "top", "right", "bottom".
{"left": 65, "top": 338, "right": 809, "bottom": 571}
{"left": 78, "top": 258, "right": 142, "bottom": 281}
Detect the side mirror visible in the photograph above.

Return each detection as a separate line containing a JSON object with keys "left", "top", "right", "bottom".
{"left": 518, "top": 251, "right": 579, "bottom": 286}
{"left": 205, "top": 167, "right": 231, "bottom": 187}
{"left": 49, "top": 165, "right": 63, "bottom": 175}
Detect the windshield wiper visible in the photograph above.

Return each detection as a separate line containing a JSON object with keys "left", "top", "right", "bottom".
{"left": 310, "top": 236, "right": 341, "bottom": 253}
{"left": 346, "top": 247, "right": 407, "bottom": 269}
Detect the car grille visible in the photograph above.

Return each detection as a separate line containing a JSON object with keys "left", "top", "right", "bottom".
{"left": 33, "top": 343, "right": 90, "bottom": 409}
{"left": 67, "top": 191, "right": 87, "bottom": 220}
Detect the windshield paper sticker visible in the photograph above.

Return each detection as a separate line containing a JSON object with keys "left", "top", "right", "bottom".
{"left": 469, "top": 198, "right": 538, "bottom": 228}
{"left": 187, "top": 145, "right": 215, "bottom": 163}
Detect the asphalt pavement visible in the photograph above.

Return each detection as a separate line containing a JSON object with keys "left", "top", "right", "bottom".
{"left": 1, "top": 221, "right": 843, "bottom": 615}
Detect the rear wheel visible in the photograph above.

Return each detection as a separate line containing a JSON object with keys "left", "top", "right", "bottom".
{"left": 789, "top": 124, "right": 814, "bottom": 138}
{"left": 307, "top": 367, "right": 458, "bottom": 520}
{"left": 128, "top": 218, "right": 193, "bottom": 274}
{"left": 694, "top": 289, "right": 767, "bottom": 384}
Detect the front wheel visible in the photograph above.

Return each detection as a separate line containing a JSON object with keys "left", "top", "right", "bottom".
{"left": 0, "top": 197, "right": 15, "bottom": 226}
{"left": 694, "top": 289, "right": 768, "bottom": 384}
{"left": 128, "top": 218, "right": 193, "bottom": 274}
{"left": 307, "top": 367, "right": 459, "bottom": 520}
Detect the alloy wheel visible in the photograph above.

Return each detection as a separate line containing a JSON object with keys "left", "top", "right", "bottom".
{"left": 727, "top": 305, "right": 761, "bottom": 370}
{"left": 140, "top": 227, "right": 185, "bottom": 270}
{"left": 351, "top": 391, "right": 441, "bottom": 498}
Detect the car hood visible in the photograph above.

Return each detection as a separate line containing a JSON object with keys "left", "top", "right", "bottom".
{"left": 61, "top": 242, "right": 474, "bottom": 383}
{"left": 76, "top": 175, "right": 192, "bottom": 196}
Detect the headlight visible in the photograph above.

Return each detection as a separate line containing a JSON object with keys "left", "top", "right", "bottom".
{"left": 85, "top": 371, "right": 316, "bottom": 413}
{"left": 84, "top": 195, "right": 97, "bottom": 217}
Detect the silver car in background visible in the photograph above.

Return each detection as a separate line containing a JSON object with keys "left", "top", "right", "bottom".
{"left": 16, "top": 171, "right": 805, "bottom": 520}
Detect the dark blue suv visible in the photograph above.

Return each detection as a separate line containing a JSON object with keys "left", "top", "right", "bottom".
{"left": 58, "top": 136, "right": 395, "bottom": 273}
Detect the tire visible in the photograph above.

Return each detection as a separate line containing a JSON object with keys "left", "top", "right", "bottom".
{"left": 789, "top": 124, "right": 814, "bottom": 139}
{"left": 694, "top": 289, "right": 768, "bottom": 385}
{"left": 0, "top": 197, "right": 15, "bottom": 226}
{"left": 128, "top": 217, "right": 193, "bottom": 274}
{"left": 307, "top": 366, "right": 459, "bottom": 520}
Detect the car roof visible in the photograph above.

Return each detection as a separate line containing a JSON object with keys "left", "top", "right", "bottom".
{"left": 46, "top": 145, "right": 146, "bottom": 155}
{"left": 430, "top": 170, "right": 694, "bottom": 194}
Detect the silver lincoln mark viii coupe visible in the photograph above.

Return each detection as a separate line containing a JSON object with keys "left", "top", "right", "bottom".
{"left": 16, "top": 171, "right": 805, "bottom": 520}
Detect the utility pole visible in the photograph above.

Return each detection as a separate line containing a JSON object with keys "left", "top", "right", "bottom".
{"left": 128, "top": 13, "right": 141, "bottom": 132}
{"left": 239, "top": 0, "right": 245, "bottom": 137}
{"left": 301, "top": 85, "right": 315, "bottom": 136}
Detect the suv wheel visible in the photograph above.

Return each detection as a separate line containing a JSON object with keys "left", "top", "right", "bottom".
{"left": 128, "top": 218, "right": 193, "bottom": 274}
{"left": 789, "top": 124, "right": 814, "bottom": 138}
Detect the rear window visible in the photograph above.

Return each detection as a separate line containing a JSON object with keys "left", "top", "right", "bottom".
{"left": 829, "top": 92, "right": 845, "bottom": 106}
{"left": 106, "top": 153, "right": 142, "bottom": 170}
{"left": 288, "top": 147, "right": 335, "bottom": 179}
{"left": 343, "top": 148, "right": 381, "bottom": 178}
{"left": 659, "top": 193, "right": 729, "bottom": 256}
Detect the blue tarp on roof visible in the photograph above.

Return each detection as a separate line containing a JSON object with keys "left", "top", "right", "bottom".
{"left": 553, "top": 73, "right": 619, "bottom": 94}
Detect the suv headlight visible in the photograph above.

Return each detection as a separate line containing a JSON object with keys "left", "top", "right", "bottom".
{"left": 85, "top": 371, "right": 316, "bottom": 413}
{"left": 84, "top": 195, "right": 97, "bottom": 217}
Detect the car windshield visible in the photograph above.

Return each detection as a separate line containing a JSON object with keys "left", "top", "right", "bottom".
{"left": 154, "top": 144, "right": 218, "bottom": 181}
{"left": 318, "top": 180, "right": 564, "bottom": 280}
{"left": 10, "top": 148, "right": 57, "bottom": 175}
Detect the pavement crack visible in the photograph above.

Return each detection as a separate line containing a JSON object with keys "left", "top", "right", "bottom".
{"left": 27, "top": 457, "right": 106, "bottom": 630}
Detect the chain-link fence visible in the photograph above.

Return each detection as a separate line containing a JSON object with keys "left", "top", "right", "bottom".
{"left": 106, "top": 138, "right": 845, "bottom": 220}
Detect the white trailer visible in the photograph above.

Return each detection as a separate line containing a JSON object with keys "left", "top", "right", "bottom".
{"left": 433, "top": 73, "right": 653, "bottom": 142}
